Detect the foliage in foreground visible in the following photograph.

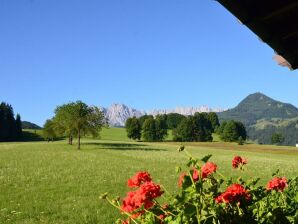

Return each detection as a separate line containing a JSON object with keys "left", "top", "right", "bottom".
{"left": 102, "top": 147, "right": 298, "bottom": 224}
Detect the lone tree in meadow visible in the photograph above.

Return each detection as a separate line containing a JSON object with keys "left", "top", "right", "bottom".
{"left": 271, "top": 133, "right": 285, "bottom": 145}
{"left": 125, "top": 117, "right": 141, "bottom": 140}
{"left": 53, "top": 101, "right": 106, "bottom": 149}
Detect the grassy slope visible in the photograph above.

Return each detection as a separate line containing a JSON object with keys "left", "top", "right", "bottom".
{"left": 0, "top": 128, "right": 298, "bottom": 223}
{"left": 253, "top": 117, "right": 298, "bottom": 130}
{"left": 100, "top": 127, "right": 130, "bottom": 141}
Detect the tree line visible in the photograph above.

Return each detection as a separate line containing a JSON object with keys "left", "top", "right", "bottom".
{"left": 43, "top": 101, "right": 107, "bottom": 149}
{"left": 126, "top": 112, "right": 247, "bottom": 143}
{"left": 0, "top": 102, "right": 22, "bottom": 141}
{"left": 126, "top": 112, "right": 220, "bottom": 142}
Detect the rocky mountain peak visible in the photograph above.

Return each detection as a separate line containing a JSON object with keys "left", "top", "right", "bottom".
{"left": 103, "top": 103, "right": 144, "bottom": 127}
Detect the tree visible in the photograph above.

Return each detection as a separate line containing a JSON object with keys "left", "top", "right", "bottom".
{"left": 83, "top": 106, "right": 106, "bottom": 139}
{"left": 207, "top": 112, "right": 220, "bottom": 133}
{"left": 0, "top": 103, "right": 9, "bottom": 141}
{"left": 219, "top": 120, "right": 247, "bottom": 142}
{"left": 15, "top": 114, "right": 22, "bottom": 139}
{"left": 220, "top": 121, "right": 238, "bottom": 142}
{"left": 271, "top": 133, "right": 285, "bottom": 145}
{"left": 53, "top": 103, "right": 76, "bottom": 145}
{"left": 142, "top": 118, "right": 156, "bottom": 142}
{"left": 0, "top": 102, "right": 22, "bottom": 141}
{"left": 155, "top": 115, "right": 168, "bottom": 141}
{"left": 193, "top": 113, "right": 213, "bottom": 141}
{"left": 173, "top": 117, "right": 193, "bottom": 142}
{"left": 216, "top": 121, "right": 227, "bottom": 136}
{"left": 139, "top": 115, "right": 154, "bottom": 127}
{"left": 53, "top": 101, "right": 105, "bottom": 149}
{"left": 125, "top": 117, "right": 141, "bottom": 140}
{"left": 43, "top": 119, "right": 57, "bottom": 141}
{"left": 238, "top": 136, "right": 244, "bottom": 145}
{"left": 235, "top": 121, "right": 247, "bottom": 141}
{"left": 173, "top": 114, "right": 213, "bottom": 142}
{"left": 166, "top": 113, "right": 185, "bottom": 129}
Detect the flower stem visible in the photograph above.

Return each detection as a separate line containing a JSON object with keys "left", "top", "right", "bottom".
{"left": 106, "top": 197, "right": 139, "bottom": 224}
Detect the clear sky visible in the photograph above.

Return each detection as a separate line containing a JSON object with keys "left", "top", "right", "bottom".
{"left": 1, "top": 0, "right": 297, "bottom": 126}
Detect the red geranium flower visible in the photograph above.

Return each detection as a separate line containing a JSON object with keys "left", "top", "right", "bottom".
{"left": 266, "top": 177, "right": 288, "bottom": 192}
{"left": 159, "top": 214, "right": 166, "bottom": 220}
{"left": 192, "top": 168, "right": 199, "bottom": 182}
{"left": 191, "top": 162, "right": 217, "bottom": 182}
{"left": 232, "top": 156, "right": 248, "bottom": 169}
{"left": 127, "top": 171, "right": 152, "bottom": 188}
{"left": 215, "top": 184, "right": 250, "bottom": 204}
{"left": 137, "top": 181, "right": 164, "bottom": 201}
{"left": 122, "top": 219, "right": 130, "bottom": 224}
{"left": 201, "top": 162, "right": 217, "bottom": 179}
{"left": 121, "top": 181, "right": 163, "bottom": 215}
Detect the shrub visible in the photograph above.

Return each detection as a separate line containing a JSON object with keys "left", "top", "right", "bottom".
{"left": 101, "top": 148, "right": 298, "bottom": 224}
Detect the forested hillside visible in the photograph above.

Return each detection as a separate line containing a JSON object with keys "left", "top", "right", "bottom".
{"left": 22, "top": 121, "right": 42, "bottom": 130}
{"left": 218, "top": 93, "right": 298, "bottom": 146}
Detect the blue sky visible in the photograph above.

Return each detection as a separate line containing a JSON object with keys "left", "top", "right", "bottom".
{"left": 1, "top": 0, "right": 297, "bottom": 126}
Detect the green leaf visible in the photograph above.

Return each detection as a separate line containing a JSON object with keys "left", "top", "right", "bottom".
{"left": 271, "top": 169, "right": 280, "bottom": 177}
{"left": 201, "top": 154, "right": 212, "bottom": 163}
{"left": 176, "top": 166, "right": 182, "bottom": 173}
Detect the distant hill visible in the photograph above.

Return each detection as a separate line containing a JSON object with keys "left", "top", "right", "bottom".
{"left": 22, "top": 121, "right": 42, "bottom": 130}
{"left": 218, "top": 92, "right": 298, "bottom": 126}
{"left": 218, "top": 93, "right": 298, "bottom": 146}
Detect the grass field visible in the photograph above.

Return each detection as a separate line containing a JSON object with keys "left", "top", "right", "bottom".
{"left": 0, "top": 128, "right": 298, "bottom": 223}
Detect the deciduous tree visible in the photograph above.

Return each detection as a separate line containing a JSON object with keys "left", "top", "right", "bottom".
{"left": 53, "top": 101, "right": 105, "bottom": 149}
{"left": 142, "top": 118, "right": 156, "bottom": 142}
{"left": 125, "top": 117, "right": 141, "bottom": 140}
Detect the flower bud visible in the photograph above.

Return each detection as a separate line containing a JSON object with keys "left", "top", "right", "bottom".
{"left": 178, "top": 145, "right": 185, "bottom": 152}
{"left": 99, "top": 192, "right": 108, "bottom": 200}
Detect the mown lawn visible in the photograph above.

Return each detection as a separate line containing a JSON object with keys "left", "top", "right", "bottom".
{"left": 0, "top": 128, "right": 298, "bottom": 223}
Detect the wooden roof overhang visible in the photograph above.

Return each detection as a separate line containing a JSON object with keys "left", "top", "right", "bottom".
{"left": 217, "top": 0, "right": 298, "bottom": 70}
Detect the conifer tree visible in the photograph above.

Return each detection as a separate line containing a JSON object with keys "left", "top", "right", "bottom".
{"left": 15, "top": 114, "right": 22, "bottom": 139}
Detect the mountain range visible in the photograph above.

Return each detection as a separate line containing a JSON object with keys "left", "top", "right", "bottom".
{"left": 102, "top": 92, "right": 298, "bottom": 146}
{"left": 25, "top": 92, "right": 298, "bottom": 146}
{"left": 101, "top": 104, "right": 225, "bottom": 127}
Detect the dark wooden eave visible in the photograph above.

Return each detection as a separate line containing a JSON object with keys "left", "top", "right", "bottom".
{"left": 217, "top": 0, "right": 298, "bottom": 70}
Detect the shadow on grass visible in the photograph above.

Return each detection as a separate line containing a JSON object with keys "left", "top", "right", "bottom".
{"left": 21, "top": 130, "right": 64, "bottom": 142}
{"left": 84, "top": 142, "right": 146, "bottom": 147}
{"left": 21, "top": 131, "right": 44, "bottom": 142}
{"left": 84, "top": 142, "right": 165, "bottom": 151}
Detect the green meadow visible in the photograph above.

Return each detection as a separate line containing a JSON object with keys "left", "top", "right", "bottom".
{"left": 0, "top": 127, "right": 298, "bottom": 223}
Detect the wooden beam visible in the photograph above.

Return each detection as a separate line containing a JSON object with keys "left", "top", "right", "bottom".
{"left": 263, "top": 2, "right": 298, "bottom": 21}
